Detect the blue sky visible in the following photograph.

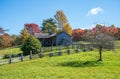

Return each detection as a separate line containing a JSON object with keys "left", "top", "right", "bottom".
{"left": 0, "top": 0, "right": 120, "bottom": 35}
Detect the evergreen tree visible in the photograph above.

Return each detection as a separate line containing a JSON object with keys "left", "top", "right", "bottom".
{"left": 21, "top": 35, "right": 42, "bottom": 55}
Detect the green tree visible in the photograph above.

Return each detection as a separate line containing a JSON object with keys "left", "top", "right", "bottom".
{"left": 11, "top": 35, "right": 21, "bottom": 46}
{"left": 42, "top": 18, "right": 57, "bottom": 34}
{"left": 111, "top": 24, "right": 116, "bottom": 28}
{"left": 21, "top": 35, "right": 42, "bottom": 55}
{"left": 20, "top": 28, "right": 30, "bottom": 44}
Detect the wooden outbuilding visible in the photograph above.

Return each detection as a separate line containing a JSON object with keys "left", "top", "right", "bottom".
{"left": 34, "top": 32, "right": 72, "bottom": 46}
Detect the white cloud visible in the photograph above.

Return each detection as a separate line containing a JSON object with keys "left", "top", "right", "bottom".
{"left": 87, "top": 7, "right": 103, "bottom": 16}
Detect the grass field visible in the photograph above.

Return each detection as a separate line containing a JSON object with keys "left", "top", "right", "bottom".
{"left": 0, "top": 40, "right": 119, "bottom": 56}
{"left": 0, "top": 45, "right": 70, "bottom": 56}
{"left": 0, "top": 49, "right": 120, "bottom": 79}
{"left": 0, "top": 46, "right": 22, "bottom": 56}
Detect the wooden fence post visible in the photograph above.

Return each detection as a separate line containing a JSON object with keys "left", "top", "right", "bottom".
{"left": 40, "top": 48, "right": 42, "bottom": 53}
{"left": 9, "top": 55, "right": 12, "bottom": 64}
{"left": 67, "top": 49, "right": 71, "bottom": 55}
{"left": 29, "top": 51, "right": 32, "bottom": 60}
{"left": 20, "top": 53, "right": 23, "bottom": 62}
{"left": 38, "top": 53, "right": 44, "bottom": 58}
{"left": 58, "top": 51, "right": 62, "bottom": 56}
{"left": 49, "top": 52, "right": 54, "bottom": 57}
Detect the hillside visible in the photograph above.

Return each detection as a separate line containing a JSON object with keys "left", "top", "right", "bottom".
{"left": 0, "top": 49, "right": 120, "bottom": 79}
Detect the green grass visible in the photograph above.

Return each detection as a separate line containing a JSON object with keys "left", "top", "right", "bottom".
{"left": 0, "top": 45, "right": 70, "bottom": 56}
{"left": 0, "top": 49, "right": 120, "bottom": 79}
{"left": 0, "top": 46, "right": 22, "bottom": 56}
{"left": 0, "top": 40, "right": 119, "bottom": 56}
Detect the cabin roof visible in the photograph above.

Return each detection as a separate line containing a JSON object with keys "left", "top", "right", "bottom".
{"left": 57, "top": 31, "right": 72, "bottom": 37}
{"left": 34, "top": 33, "right": 56, "bottom": 38}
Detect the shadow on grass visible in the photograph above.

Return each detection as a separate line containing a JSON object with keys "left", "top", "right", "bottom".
{"left": 59, "top": 60, "right": 103, "bottom": 67}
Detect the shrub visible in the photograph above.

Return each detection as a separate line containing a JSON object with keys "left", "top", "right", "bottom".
{"left": 49, "top": 52, "right": 54, "bottom": 57}
{"left": 38, "top": 53, "right": 44, "bottom": 58}
{"left": 3, "top": 53, "right": 21, "bottom": 59}
{"left": 21, "top": 35, "right": 41, "bottom": 56}
{"left": 58, "top": 51, "right": 62, "bottom": 56}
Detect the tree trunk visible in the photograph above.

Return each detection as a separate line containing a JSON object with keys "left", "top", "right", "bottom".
{"left": 98, "top": 46, "right": 102, "bottom": 61}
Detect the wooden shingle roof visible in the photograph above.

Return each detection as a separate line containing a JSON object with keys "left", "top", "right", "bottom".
{"left": 34, "top": 33, "right": 56, "bottom": 38}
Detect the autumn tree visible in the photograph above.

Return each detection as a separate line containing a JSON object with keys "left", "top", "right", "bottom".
{"left": 0, "top": 27, "right": 5, "bottom": 49}
{"left": 93, "top": 32, "right": 115, "bottom": 61}
{"left": 54, "top": 10, "right": 72, "bottom": 35}
{"left": 94, "top": 24, "right": 118, "bottom": 37}
{"left": 0, "top": 27, "right": 11, "bottom": 48}
{"left": 82, "top": 24, "right": 116, "bottom": 61}
{"left": 11, "top": 34, "right": 17, "bottom": 46}
{"left": 1, "top": 33, "right": 12, "bottom": 48}
{"left": 0, "top": 37, "right": 5, "bottom": 49}
{"left": 115, "top": 28, "right": 120, "bottom": 40}
{"left": 42, "top": 18, "right": 57, "bottom": 34}
{"left": 72, "top": 29, "right": 85, "bottom": 41}
{"left": 54, "top": 10, "right": 68, "bottom": 30}
{"left": 11, "top": 35, "right": 21, "bottom": 46}
{"left": 24, "top": 23, "right": 42, "bottom": 35}
{"left": 63, "top": 23, "right": 72, "bottom": 35}
{"left": 20, "top": 28, "right": 30, "bottom": 44}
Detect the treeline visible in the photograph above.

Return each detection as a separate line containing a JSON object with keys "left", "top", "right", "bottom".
{"left": 0, "top": 10, "right": 72, "bottom": 49}
{"left": 0, "top": 10, "right": 120, "bottom": 49}
{"left": 72, "top": 24, "right": 120, "bottom": 41}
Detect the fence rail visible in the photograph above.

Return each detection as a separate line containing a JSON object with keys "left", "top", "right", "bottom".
{"left": 0, "top": 43, "right": 119, "bottom": 65}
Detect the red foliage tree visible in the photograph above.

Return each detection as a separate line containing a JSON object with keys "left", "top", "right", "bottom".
{"left": 24, "top": 23, "right": 42, "bottom": 35}
{"left": 72, "top": 29, "right": 85, "bottom": 41}
{"left": 80, "top": 25, "right": 119, "bottom": 42}
{"left": 115, "top": 28, "right": 120, "bottom": 40}
{"left": 1, "top": 33, "right": 12, "bottom": 47}
{"left": 92, "top": 25, "right": 118, "bottom": 37}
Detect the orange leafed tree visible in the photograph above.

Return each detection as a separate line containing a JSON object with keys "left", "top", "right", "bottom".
{"left": 63, "top": 23, "right": 72, "bottom": 35}
{"left": 20, "top": 28, "right": 30, "bottom": 44}
{"left": 1, "top": 33, "right": 12, "bottom": 47}
{"left": 54, "top": 10, "right": 72, "bottom": 35}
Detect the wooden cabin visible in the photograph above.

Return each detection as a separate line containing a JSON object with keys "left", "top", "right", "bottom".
{"left": 34, "top": 32, "right": 72, "bottom": 46}
{"left": 56, "top": 32, "right": 72, "bottom": 46}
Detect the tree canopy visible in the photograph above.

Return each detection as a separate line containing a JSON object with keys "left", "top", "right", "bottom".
{"left": 20, "top": 28, "right": 30, "bottom": 44}
{"left": 42, "top": 18, "right": 57, "bottom": 34}
{"left": 21, "top": 35, "right": 42, "bottom": 55}
{"left": 24, "top": 23, "right": 42, "bottom": 35}
{"left": 54, "top": 10, "right": 72, "bottom": 35}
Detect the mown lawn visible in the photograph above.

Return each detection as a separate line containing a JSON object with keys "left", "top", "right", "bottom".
{"left": 0, "top": 45, "right": 69, "bottom": 56}
{"left": 0, "top": 46, "right": 22, "bottom": 56}
{"left": 0, "top": 49, "right": 120, "bottom": 79}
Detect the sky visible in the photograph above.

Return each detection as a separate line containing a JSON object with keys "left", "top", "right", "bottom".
{"left": 0, "top": 0, "right": 120, "bottom": 35}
